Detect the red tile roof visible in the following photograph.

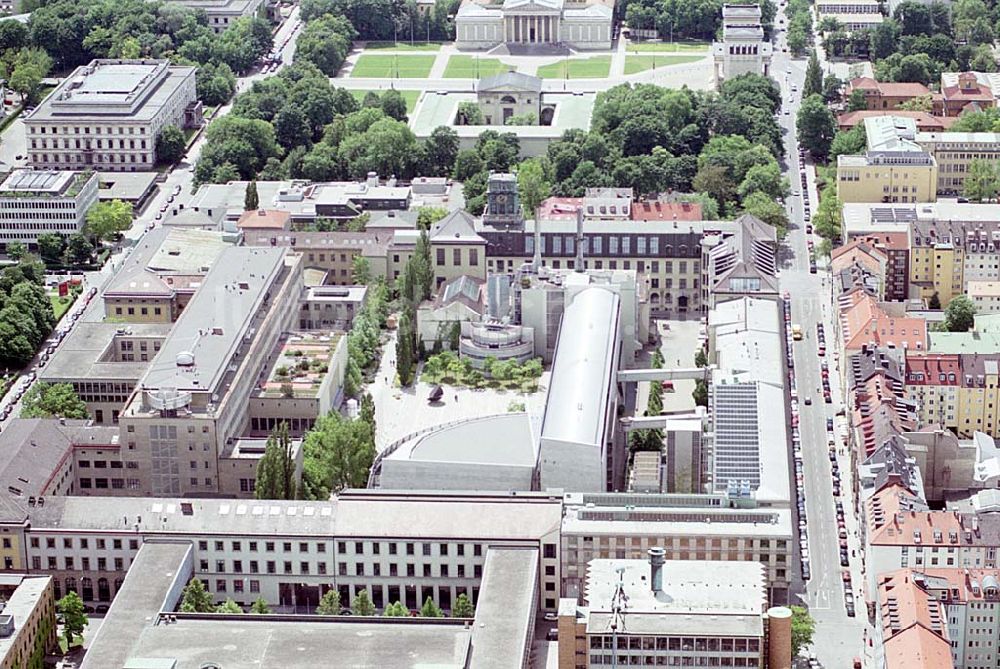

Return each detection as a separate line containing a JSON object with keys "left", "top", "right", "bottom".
{"left": 630, "top": 200, "right": 702, "bottom": 221}
{"left": 906, "top": 354, "right": 961, "bottom": 386}
{"left": 237, "top": 209, "right": 292, "bottom": 230}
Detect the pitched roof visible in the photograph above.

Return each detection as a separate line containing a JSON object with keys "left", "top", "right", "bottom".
{"left": 848, "top": 77, "right": 933, "bottom": 98}
{"left": 430, "top": 210, "right": 486, "bottom": 244}
{"left": 237, "top": 209, "right": 292, "bottom": 230}
{"left": 478, "top": 71, "right": 543, "bottom": 93}
{"left": 837, "top": 110, "right": 955, "bottom": 132}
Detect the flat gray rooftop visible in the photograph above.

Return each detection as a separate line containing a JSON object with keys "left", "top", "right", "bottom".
{"left": 27, "top": 60, "right": 194, "bottom": 123}
{"left": 41, "top": 321, "right": 170, "bottom": 383}
{"left": 113, "top": 617, "right": 472, "bottom": 669}
{"left": 468, "top": 547, "right": 538, "bottom": 669}
{"left": 25, "top": 491, "right": 563, "bottom": 540}
{"left": 81, "top": 541, "right": 193, "bottom": 669}
{"left": 583, "top": 559, "right": 765, "bottom": 637}
{"left": 388, "top": 413, "right": 536, "bottom": 466}
{"left": 137, "top": 246, "right": 286, "bottom": 394}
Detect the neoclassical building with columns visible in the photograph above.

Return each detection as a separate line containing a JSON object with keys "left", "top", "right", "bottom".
{"left": 455, "top": 0, "right": 613, "bottom": 50}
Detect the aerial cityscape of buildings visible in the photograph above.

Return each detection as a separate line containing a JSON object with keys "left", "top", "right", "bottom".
{"left": 0, "top": 0, "right": 996, "bottom": 667}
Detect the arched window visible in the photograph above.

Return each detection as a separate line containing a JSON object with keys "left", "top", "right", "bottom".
{"left": 500, "top": 95, "right": 517, "bottom": 104}
{"left": 82, "top": 577, "right": 94, "bottom": 601}
{"left": 98, "top": 578, "right": 111, "bottom": 602}
{"left": 65, "top": 577, "right": 77, "bottom": 595}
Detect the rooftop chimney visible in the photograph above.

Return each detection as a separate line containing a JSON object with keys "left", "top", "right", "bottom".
{"left": 648, "top": 547, "right": 665, "bottom": 595}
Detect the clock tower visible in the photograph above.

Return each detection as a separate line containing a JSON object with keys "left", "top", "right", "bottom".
{"left": 482, "top": 172, "right": 523, "bottom": 229}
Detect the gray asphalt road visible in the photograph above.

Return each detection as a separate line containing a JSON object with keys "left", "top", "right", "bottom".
{"left": 771, "top": 20, "right": 868, "bottom": 668}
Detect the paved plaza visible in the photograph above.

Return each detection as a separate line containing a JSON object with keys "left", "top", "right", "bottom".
{"left": 368, "top": 327, "right": 550, "bottom": 452}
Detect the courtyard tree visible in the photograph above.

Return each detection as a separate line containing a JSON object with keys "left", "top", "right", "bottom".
{"left": 57, "top": 591, "right": 88, "bottom": 647}
{"left": 245, "top": 180, "right": 259, "bottom": 211}
{"left": 396, "top": 311, "right": 416, "bottom": 386}
{"left": 452, "top": 593, "right": 475, "bottom": 617}
{"left": 352, "top": 589, "right": 376, "bottom": 616}
{"left": 180, "top": 578, "right": 215, "bottom": 613}
{"left": 945, "top": 294, "right": 977, "bottom": 332}
{"left": 85, "top": 200, "right": 133, "bottom": 244}
{"left": 250, "top": 597, "right": 271, "bottom": 614}
{"left": 5, "top": 242, "right": 25, "bottom": 261}
{"left": 20, "top": 383, "right": 88, "bottom": 420}
{"left": 420, "top": 596, "right": 444, "bottom": 617}
{"left": 216, "top": 599, "right": 242, "bottom": 613}
{"left": 255, "top": 422, "right": 297, "bottom": 500}
{"left": 516, "top": 157, "right": 552, "bottom": 220}
{"left": 316, "top": 589, "right": 342, "bottom": 615}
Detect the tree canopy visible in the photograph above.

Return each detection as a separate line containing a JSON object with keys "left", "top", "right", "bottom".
{"left": 20, "top": 383, "right": 88, "bottom": 420}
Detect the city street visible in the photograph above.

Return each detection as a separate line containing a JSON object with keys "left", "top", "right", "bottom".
{"left": 771, "top": 18, "right": 867, "bottom": 667}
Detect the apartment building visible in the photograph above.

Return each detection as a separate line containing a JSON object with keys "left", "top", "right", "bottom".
{"left": 561, "top": 493, "right": 794, "bottom": 604}
{"left": 832, "top": 239, "right": 888, "bottom": 301}
{"left": 910, "top": 568, "right": 1000, "bottom": 669}
{"left": 837, "top": 116, "right": 939, "bottom": 203}
{"left": 918, "top": 131, "right": 1000, "bottom": 196}
{"left": 165, "top": 0, "right": 267, "bottom": 33}
{"left": 876, "top": 569, "right": 955, "bottom": 669}
{"left": 906, "top": 354, "right": 961, "bottom": 431}
{"left": 839, "top": 291, "right": 928, "bottom": 352}
{"left": 25, "top": 60, "right": 200, "bottom": 172}
{"left": 0, "top": 491, "right": 563, "bottom": 613}
{"left": 701, "top": 213, "right": 778, "bottom": 309}
{"left": 558, "top": 555, "right": 769, "bottom": 669}
{"left": 0, "top": 169, "right": 98, "bottom": 251}
{"left": 842, "top": 202, "right": 1000, "bottom": 306}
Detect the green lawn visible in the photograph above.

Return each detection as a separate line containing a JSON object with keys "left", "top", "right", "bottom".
{"left": 442, "top": 55, "right": 514, "bottom": 78}
{"left": 364, "top": 41, "right": 443, "bottom": 51}
{"left": 349, "top": 89, "right": 421, "bottom": 112}
{"left": 50, "top": 294, "right": 73, "bottom": 321}
{"left": 350, "top": 54, "right": 436, "bottom": 78}
{"left": 624, "top": 54, "right": 706, "bottom": 74}
{"left": 536, "top": 56, "right": 612, "bottom": 79}
{"left": 626, "top": 40, "right": 710, "bottom": 52}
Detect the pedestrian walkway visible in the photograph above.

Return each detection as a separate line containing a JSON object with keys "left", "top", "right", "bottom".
{"left": 610, "top": 36, "right": 626, "bottom": 78}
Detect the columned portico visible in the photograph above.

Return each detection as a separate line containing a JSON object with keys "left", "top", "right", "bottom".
{"left": 505, "top": 13, "right": 560, "bottom": 43}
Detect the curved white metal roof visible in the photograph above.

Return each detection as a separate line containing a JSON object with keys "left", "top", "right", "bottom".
{"left": 540, "top": 287, "right": 621, "bottom": 448}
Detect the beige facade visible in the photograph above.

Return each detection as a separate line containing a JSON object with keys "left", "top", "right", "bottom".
{"left": 917, "top": 131, "right": 1000, "bottom": 196}
{"left": 118, "top": 249, "right": 304, "bottom": 498}
{"left": 25, "top": 60, "right": 200, "bottom": 172}
{"left": 837, "top": 154, "right": 939, "bottom": 203}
